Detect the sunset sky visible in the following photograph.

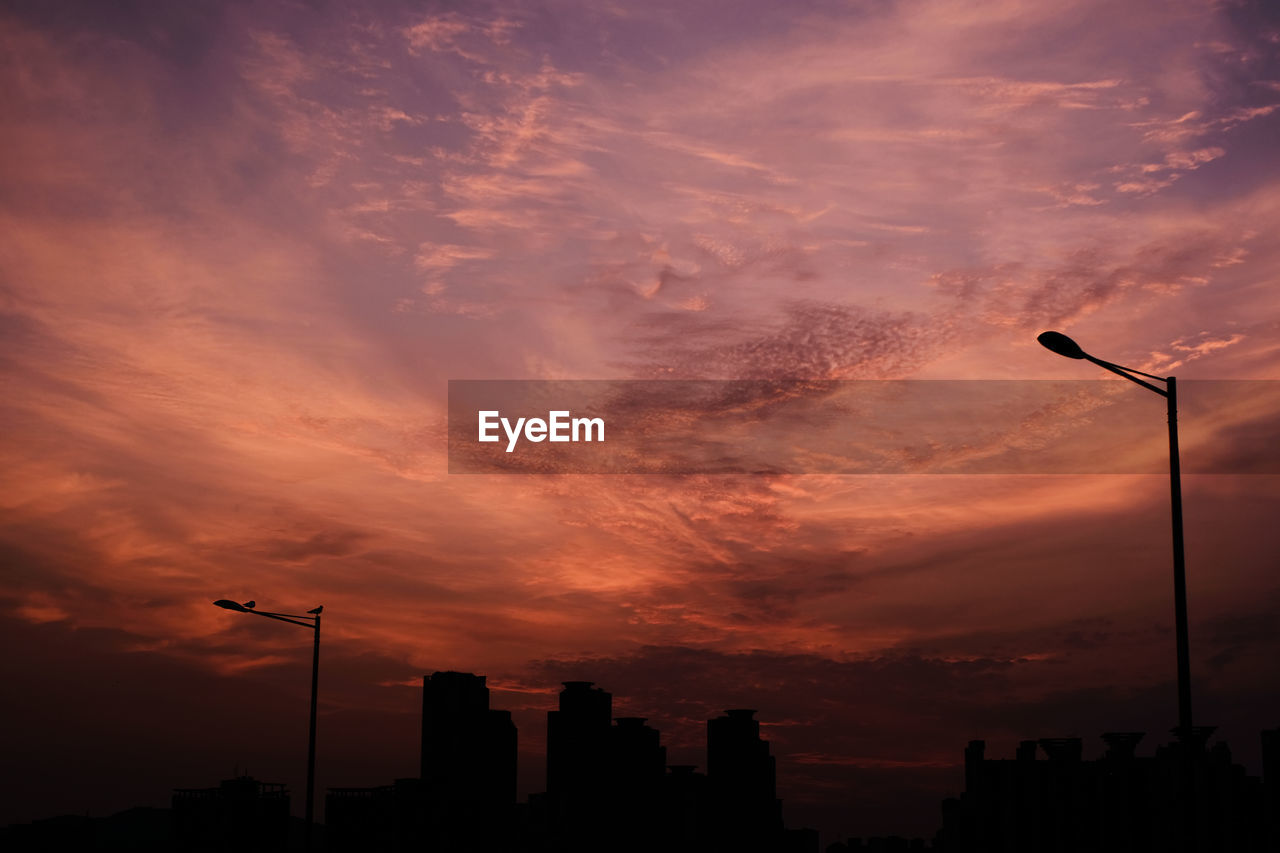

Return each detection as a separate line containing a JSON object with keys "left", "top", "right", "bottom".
{"left": 3, "top": 0, "right": 1279, "bottom": 842}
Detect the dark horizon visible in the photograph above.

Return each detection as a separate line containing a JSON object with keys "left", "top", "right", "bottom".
{"left": 5, "top": 667, "right": 1277, "bottom": 851}
{"left": 5, "top": 652, "right": 1279, "bottom": 844}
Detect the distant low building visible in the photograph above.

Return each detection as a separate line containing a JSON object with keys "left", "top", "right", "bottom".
{"left": 326, "top": 778, "right": 429, "bottom": 853}
{"left": 171, "top": 776, "right": 289, "bottom": 852}
{"left": 935, "top": 728, "right": 1278, "bottom": 852}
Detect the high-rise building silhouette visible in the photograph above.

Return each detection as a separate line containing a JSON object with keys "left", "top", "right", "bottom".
{"left": 611, "top": 716, "right": 666, "bottom": 793}
{"left": 326, "top": 671, "right": 516, "bottom": 852}
{"left": 324, "top": 674, "right": 819, "bottom": 852}
{"left": 420, "top": 670, "right": 516, "bottom": 849}
{"left": 661, "top": 764, "right": 712, "bottom": 851}
{"left": 543, "top": 681, "right": 613, "bottom": 847}
{"left": 707, "top": 709, "right": 784, "bottom": 852}
{"left": 546, "top": 680, "right": 612, "bottom": 801}
{"left": 420, "top": 670, "right": 516, "bottom": 810}
{"left": 607, "top": 716, "right": 666, "bottom": 850}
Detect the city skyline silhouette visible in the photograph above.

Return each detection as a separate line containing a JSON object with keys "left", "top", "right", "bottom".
{"left": 4, "top": 668, "right": 1277, "bottom": 850}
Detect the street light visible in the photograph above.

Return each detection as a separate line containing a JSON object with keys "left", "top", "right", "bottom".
{"left": 1036, "top": 331, "right": 1193, "bottom": 738}
{"left": 213, "top": 599, "right": 323, "bottom": 852}
{"left": 1037, "top": 331, "right": 1201, "bottom": 848}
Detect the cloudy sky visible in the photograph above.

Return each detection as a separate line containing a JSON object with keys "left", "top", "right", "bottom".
{"left": 2, "top": 0, "right": 1278, "bottom": 841}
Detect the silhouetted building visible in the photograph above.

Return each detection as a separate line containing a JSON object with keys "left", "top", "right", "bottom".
{"left": 612, "top": 716, "right": 666, "bottom": 790}
{"left": 660, "top": 764, "right": 712, "bottom": 851}
{"left": 326, "top": 778, "right": 429, "bottom": 853}
{"left": 936, "top": 731, "right": 1272, "bottom": 852}
{"left": 544, "top": 680, "right": 612, "bottom": 836}
{"left": 327, "top": 671, "right": 517, "bottom": 852}
{"left": 547, "top": 680, "right": 613, "bottom": 799}
{"left": 420, "top": 670, "right": 517, "bottom": 849}
{"left": 171, "top": 776, "right": 289, "bottom": 852}
{"left": 607, "top": 716, "right": 666, "bottom": 849}
{"left": 707, "top": 709, "right": 784, "bottom": 852}
{"left": 420, "top": 670, "right": 517, "bottom": 813}
{"left": 325, "top": 674, "right": 819, "bottom": 853}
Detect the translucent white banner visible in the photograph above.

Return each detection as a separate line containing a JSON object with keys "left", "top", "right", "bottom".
{"left": 447, "top": 380, "right": 1279, "bottom": 474}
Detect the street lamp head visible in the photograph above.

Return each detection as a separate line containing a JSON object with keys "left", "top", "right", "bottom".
{"left": 213, "top": 599, "right": 249, "bottom": 612}
{"left": 1037, "top": 330, "right": 1088, "bottom": 360}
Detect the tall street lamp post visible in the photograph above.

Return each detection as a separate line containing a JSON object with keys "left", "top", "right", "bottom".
{"left": 1037, "top": 331, "right": 1200, "bottom": 850}
{"left": 1036, "top": 331, "right": 1192, "bottom": 737}
{"left": 214, "top": 599, "right": 323, "bottom": 853}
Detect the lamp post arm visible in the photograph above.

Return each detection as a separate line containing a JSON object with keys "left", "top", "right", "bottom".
{"left": 247, "top": 611, "right": 317, "bottom": 630}
{"left": 1083, "top": 355, "right": 1169, "bottom": 396}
